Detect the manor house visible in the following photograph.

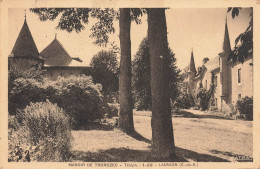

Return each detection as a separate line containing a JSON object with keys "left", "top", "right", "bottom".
{"left": 8, "top": 16, "right": 92, "bottom": 80}
{"left": 185, "top": 19, "right": 253, "bottom": 110}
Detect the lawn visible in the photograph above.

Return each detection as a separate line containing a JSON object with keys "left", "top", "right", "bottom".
{"left": 70, "top": 110, "right": 253, "bottom": 162}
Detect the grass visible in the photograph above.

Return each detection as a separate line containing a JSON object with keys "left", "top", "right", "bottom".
{"left": 69, "top": 110, "right": 253, "bottom": 162}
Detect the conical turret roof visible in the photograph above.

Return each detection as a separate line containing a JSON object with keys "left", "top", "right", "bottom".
{"left": 189, "top": 49, "right": 197, "bottom": 74}
{"left": 222, "top": 18, "right": 231, "bottom": 53}
{"left": 40, "top": 36, "right": 72, "bottom": 66}
{"left": 10, "top": 18, "right": 39, "bottom": 58}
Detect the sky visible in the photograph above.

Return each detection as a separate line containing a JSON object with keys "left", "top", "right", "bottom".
{"left": 8, "top": 8, "right": 251, "bottom": 69}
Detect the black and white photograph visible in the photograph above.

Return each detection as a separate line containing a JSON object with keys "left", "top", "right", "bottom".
{"left": 0, "top": 0, "right": 259, "bottom": 169}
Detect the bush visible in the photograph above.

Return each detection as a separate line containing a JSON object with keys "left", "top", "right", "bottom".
{"left": 194, "top": 88, "right": 209, "bottom": 111}
{"left": 8, "top": 64, "right": 45, "bottom": 115}
{"left": 173, "top": 92, "right": 194, "bottom": 109}
{"left": 8, "top": 115, "right": 19, "bottom": 131}
{"left": 172, "top": 81, "right": 195, "bottom": 109}
{"left": 236, "top": 96, "right": 253, "bottom": 120}
{"left": 10, "top": 101, "right": 71, "bottom": 162}
{"left": 23, "top": 101, "right": 71, "bottom": 161}
{"left": 52, "top": 75, "right": 109, "bottom": 127}
{"left": 220, "top": 103, "right": 236, "bottom": 117}
{"left": 8, "top": 128, "right": 31, "bottom": 162}
{"left": 108, "top": 103, "right": 119, "bottom": 117}
{"left": 193, "top": 84, "right": 215, "bottom": 111}
{"left": 9, "top": 78, "right": 49, "bottom": 116}
{"left": 8, "top": 63, "right": 44, "bottom": 91}
{"left": 9, "top": 75, "right": 109, "bottom": 128}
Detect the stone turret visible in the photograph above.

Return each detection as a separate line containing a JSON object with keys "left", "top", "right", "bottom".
{"left": 9, "top": 15, "right": 44, "bottom": 71}
{"left": 188, "top": 49, "right": 197, "bottom": 94}
{"left": 218, "top": 17, "right": 232, "bottom": 107}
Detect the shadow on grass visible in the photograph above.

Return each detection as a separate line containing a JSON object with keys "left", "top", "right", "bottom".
{"left": 70, "top": 121, "right": 230, "bottom": 162}
{"left": 172, "top": 110, "right": 232, "bottom": 120}
{"left": 70, "top": 147, "right": 229, "bottom": 162}
{"left": 175, "top": 147, "right": 229, "bottom": 162}
{"left": 127, "top": 130, "right": 151, "bottom": 144}
{"left": 70, "top": 130, "right": 229, "bottom": 162}
{"left": 210, "top": 150, "right": 253, "bottom": 162}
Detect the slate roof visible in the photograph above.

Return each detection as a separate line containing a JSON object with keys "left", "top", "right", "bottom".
{"left": 40, "top": 38, "right": 72, "bottom": 66}
{"left": 222, "top": 19, "right": 231, "bottom": 53}
{"left": 10, "top": 18, "right": 39, "bottom": 58}
{"left": 189, "top": 50, "right": 197, "bottom": 74}
{"left": 204, "top": 56, "right": 220, "bottom": 72}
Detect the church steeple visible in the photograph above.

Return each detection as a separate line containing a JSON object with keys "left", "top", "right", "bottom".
{"left": 10, "top": 16, "right": 39, "bottom": 58}
{"left": 222, "top": 16, "right": 231, "bottom": 53}
{"left": 189, "top": 49, "right": 197, "bottom": 74}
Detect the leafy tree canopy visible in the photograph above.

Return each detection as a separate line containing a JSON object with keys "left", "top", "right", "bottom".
{"left": 90, "top": 50, "right": 119, "bottom": 96}
{"left": 227, "top": 7, "right": 253, "bottom": 63}
{"left": 30, "top": 8, "right": 146, "bottom": 47}
{"left": 132, "top": 37, "right": 181, "bottom": 110}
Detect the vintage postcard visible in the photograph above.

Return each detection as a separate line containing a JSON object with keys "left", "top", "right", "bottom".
{"left": 0, "top": 0, "right": 260, "bottom": 169}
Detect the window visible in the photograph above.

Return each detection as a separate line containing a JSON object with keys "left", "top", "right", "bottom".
{"left": 205, "top": 80, "right": 207, "bottom": 89}
{"left": 214, "top": 75, "right": 218, "bottom": 87}
{"left": 238, "top": 69, "right": 241, "bottom": 83}
{"left": 215, "top": 98, "right": 218, "bottom": 107}
{"left": 238, "top": 94, "right": 241, "bottom": 99}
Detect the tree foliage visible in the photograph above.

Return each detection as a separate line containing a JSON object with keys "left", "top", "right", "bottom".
{"left": 227, "top": 7, "right": 253, "bottom": 63}
{"left": 30, "top": 7, "right": 146, "bottom": 132}
{"left": 90, "top": 50, "right": 119, "bottom": 97}
{"left": 30, "top": 8, "right": 116, "bottom": 47}
{"left": 30, "top": 8, "right": 146, "bottom": 47}
{"left": 194, "top": 73, "right": 216, "bottom": 111}
{"left": 132, "top": 37, "right": 181, "bottom": 110}
{"left": 236, "top": 96, "right": 253, "bottom": 120}
{"left": 132, "top": 37, "right": 151, "bottom": 110}
{"left": 173, "top": 81, "right": 194, "bottom": 109}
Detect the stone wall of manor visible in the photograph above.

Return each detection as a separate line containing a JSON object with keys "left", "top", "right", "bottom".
{"left": 231, "top": 57, "right": 253, "bottom": 104}
{"left": 8, "top": 57, "right": 92, "bottom": 81}
{"left": 43, "top": 66, "right": 93, "bottom": 81}
{"left": 200, "top": 69, "right": 221, "bottom": 109}
{"left": 196, "top": 57, "right": 253, "bottom": 109}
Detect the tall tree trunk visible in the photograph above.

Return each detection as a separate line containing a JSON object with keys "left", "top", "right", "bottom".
{"left": 148, "top": 8, "right": 176, "bottom": 159}
{"left": 118, "top": 8, "right": 134, "bottom": 133}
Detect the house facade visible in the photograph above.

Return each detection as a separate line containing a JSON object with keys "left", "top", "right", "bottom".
{"left": 186, "top": 19, "right": 253, "bottom": 110}
{"left": 8, "top": 16, "right": 92, "bottom": 80}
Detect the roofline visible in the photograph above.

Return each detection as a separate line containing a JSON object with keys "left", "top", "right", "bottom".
{"left": 40, "top": 38, "right": 72, "bottom": 59}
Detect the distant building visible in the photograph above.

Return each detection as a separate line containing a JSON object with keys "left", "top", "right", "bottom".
{"left": 185, "top": 18, "right": 253, "bottom": 110}
{"left": 8, "top": 16, "right": 92, "bottom": 80}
